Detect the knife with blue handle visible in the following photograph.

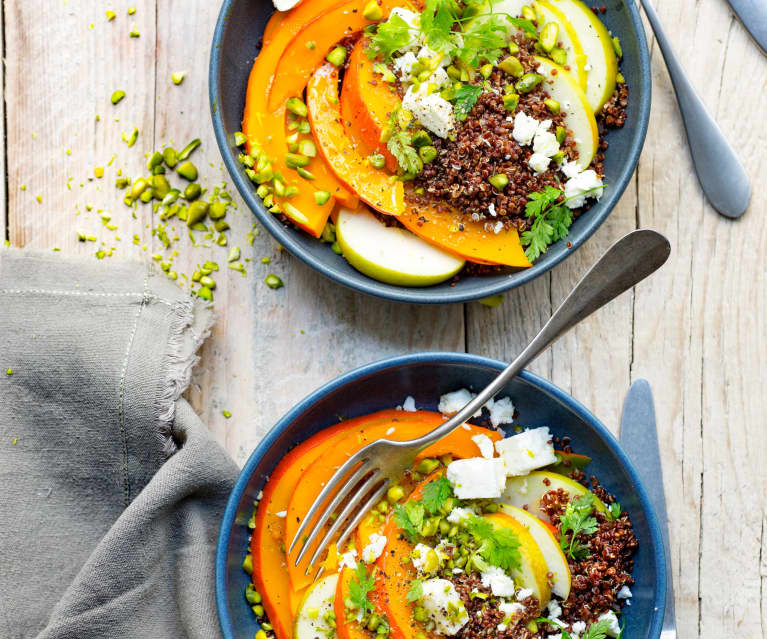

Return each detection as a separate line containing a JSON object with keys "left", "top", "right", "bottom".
{"left": 619, "top": 380, "right": 676, "bottom": 639}
{"left": 726, "top": 0, "right": 767, "bottom": 56}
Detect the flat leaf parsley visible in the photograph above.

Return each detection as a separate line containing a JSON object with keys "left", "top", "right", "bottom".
{"left": 558, "top": 493, "right": 598, "bottom": 560}
{"left": 520, "top": 186, "right": 573, "bottom": 262}
{"left": 348, "top": 561, "right": 376, "bottom": 615}
{"left": 465, "top": 516, "right": 521, "bottom": 572}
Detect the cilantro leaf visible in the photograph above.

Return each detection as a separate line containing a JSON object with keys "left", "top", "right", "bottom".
{"left": 559, "top": 493, "right": 598, "bottom": 560}
{"left": 457, "top": 13, "right": 509, "bottom": 65}
{"left": 420, "top": 0, "right": 459, "bottom": 55}
{"left": 393, "top": 501, "right": 424, "bottom": 542}
{"left": 387, "top": 131, "right": 422, "bottom": 175}
{"left": 421, "top": 477, "right": 453, "bottom": 515}
{"left": 606, "top": 502, "right": 622, "bottom": 521}
{"left": 581, "top": 618, "right": 614, "bottom": 639}
{"left": 406, "top": 579, "right": 423, "bottom": 603}
{"left": 348, "top": 562, "right": 376, "bottom": 615}
{"left": 453, "top": 84, "right": 483, "bottom": 121}
{"left": 366, "top": 15, "right": 413, "bottom": 61}
{"left": 465, "top": 516, "right": 521, "bottom": 571}
{"left": 521, "top": 186, "right": 575, "bottom": 262}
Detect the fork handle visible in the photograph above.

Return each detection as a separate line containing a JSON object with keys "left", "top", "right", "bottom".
{"left": 402, "top": 230, "right": 670, "bottom": 452}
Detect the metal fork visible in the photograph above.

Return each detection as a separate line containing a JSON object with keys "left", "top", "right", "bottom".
{"left": 288, "top": 229, "right": 671, "bottom": 575}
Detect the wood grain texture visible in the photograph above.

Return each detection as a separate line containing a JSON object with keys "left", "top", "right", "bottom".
{"left": 635, "top": 1, "right": 767, "bottom": 638}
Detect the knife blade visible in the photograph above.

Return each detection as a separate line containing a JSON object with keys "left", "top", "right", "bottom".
{"left": 726, "top": 0, "right": 767, "bottom": 56}
{"left": 619, "top": 380, "right": 676, "bottom": 639}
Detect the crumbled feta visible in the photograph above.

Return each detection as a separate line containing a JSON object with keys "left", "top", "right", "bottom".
{"left": 617, "top": 585, "right": 633, "bottom": 599}
{"left": 533, "top": 129, "right": 560, "bottom": 158}
{"left": 411, "top": 543, "right": 438, "bottom": 574}
{"left": 529, "top": 152, "right": 552, "bottom": 174}
{"left": 452, "top": 568, "right": 464, "bottom": 574}
{"left": 446, "top": 457, "right": 506, "bottom": 499}
{"left": 560, "top": 159, "right": 582, "bottom": 178}
{"left": 428, "top": 66, "right": 450, "bottom": 90}
{"left": 493, "top": 221, "right": 504, "bottom": 234}
{"left": 435, "top": 539, "right": 455, "bottom": 562}
{"left": 420, "top": 579, "right": 469, "bottom": 635}
{"left": 488, "top": 202, "right": 497, "bottom": 217}
{"left": 564, "top": 169, "right": 605, "bottom": 209}
{"left": 402, "top": 85, "right": 455, "bottom": 138}
{"left": 275, "top": 510, "right": 287, "bottom": 518}
{"left": 338, "top": 549, "right": 358, "bottom": 570}
{"left": 481, "top": 566, "right": 516, "bottom": 597}
{"left": 597, "top": 611, "right": 621, "bottom": 637}
{"left": 488, "top": 396, "right": 515, "bottom": 427}
{"left": 547, "top": 599, "right": 563, "bottom": 619}
{"left": 498, "top": 623, "right": 508, "bottom": 632}
{"left": 393, "top": 51, "right": 418, "bottom": 80}
{"left": 499, "top": 601, "right": 526, "bottom": 619}
{"left": 495, "top": 426, "right": 557, "bottom": 476}
{"left": 402, "top": 396, "right": 416, "bottom": 412}
{"left": 438, "top": 388, "right": 483, "bottom": 418}
{"left": 361, "top": 533, "right": 387, "bottom": 564}
{"left": 446, "top": 506, "right": 475, "bottom": 524}
{"left": 386, "top": 427, "right": 396, "bottom": 436}
{"left": 516, "top": 588, "right": 534, "bottom": 600}
{"left": 512, "top": 112, "right": 539, "bottom": 145}
{"left": 471, "top": 433, "right": 495, "bottom": 459}
{"left": 571, "top": 621, "right": 587, "bottom": 636}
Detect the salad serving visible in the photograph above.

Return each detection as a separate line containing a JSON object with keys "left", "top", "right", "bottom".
{"left": 242, "top": 390, "right": 638, "bottom": 639}
{"left": 237, "top": 0, "right": 628, "bottom": 287}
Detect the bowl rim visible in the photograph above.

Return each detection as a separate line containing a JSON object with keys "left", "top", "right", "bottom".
{"left": 215, "top": 352, "right": 667, "bottom": 639}
{"left": 208, "top": 1, "right": 652, "bottom": 304}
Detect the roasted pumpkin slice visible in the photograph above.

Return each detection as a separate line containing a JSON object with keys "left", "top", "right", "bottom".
{"left": 398, "top": 197, "right": 532, "bottom": 267}
{"left": 342, "top": 38, "right": 402, "bottom": 172}
{"left": 307, "top": 64, "right": 405, "bottom": 216}
{"left": 285, "top": 414, "right": 501, "bottom": 592}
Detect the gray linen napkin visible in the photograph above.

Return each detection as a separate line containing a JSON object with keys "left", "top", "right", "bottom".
{"left": 0, "top": 249, "right": 239, "bottom": 639}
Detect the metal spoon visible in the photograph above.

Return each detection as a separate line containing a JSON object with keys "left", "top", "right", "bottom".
{"left": 639, "top": 0, "right": 751, "bottom": 218}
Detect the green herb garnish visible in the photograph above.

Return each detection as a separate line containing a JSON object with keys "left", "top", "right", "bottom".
{"left": 465, "top": 516, "right": 521, "bottom": 571}
{"left": 453, "top": 84, "right": 483, "bottom": 120}
{"left": 393, "top": 500, "right": 424, "bottom": 542}
{"left": 420, "top": 476, "right": 453, "bottom": 514}
{"left": 606, "top": 502, "right": 622, "bottom": 521}
{"left": 387, "top": 131, "right": 422, "bottom": 175}
{"left": 348, "top": 562, "right": 376, "bottom": 615}
{"left": 406, "top": 579, "right": 423, "bottom": 603}
{"left": 559, "top": 493, "right": 598, "bottom": 560}
{"left": 366, "top": 14, "right": 413, "bottom": 61}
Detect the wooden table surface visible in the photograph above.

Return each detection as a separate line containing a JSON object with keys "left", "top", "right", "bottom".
{"left": 2, "top": 1, "right": 766, "bottom": 637}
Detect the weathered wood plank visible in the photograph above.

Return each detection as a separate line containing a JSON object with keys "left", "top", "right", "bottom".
{"left": 154, "top": 1, "right": 466, "bottom": 463}
{"left": 0, "top": 0, "right": 6, "bottom": 245}
{"left": 635, "top": 1, "right": 767, "bottom": 638}
{"left": 5, "top": 1, "right": 156, "bottom": 255}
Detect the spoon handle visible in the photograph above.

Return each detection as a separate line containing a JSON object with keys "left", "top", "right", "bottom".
{"left": 639, "top": 0, "right": 750, "bottom": 218}
{"left": 410, "top": 230, "right": 671, "bottom": 450}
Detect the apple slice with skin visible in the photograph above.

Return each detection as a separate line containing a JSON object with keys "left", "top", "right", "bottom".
{"left": 535, "top": 0, "right": 588, "bottom": 90}
{"left": 544, "top": 0, "right": 618, "bottom": 112}
{"left": 484, "top": 512, "right": 552, "bottom": 610}
{"left": 499, "top": 504, "right": 571, "bottom": 599}
{"left": 534, "top": 56, "right": 598, "bottom": 168}
{"left": 499, "top": 470, "right": 607, "bottom": 523}
{"left": 294, "top": 573, "right": 339, "bottom": 639}
{"left": 335, "top": 207, "right": 465, "bottom": 286}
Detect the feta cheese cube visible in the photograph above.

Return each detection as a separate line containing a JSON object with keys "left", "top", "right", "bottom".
{"left": 495, "top": 427, "right": 557, "bottom": 476}
{"left": 516, "top": 588, "right": 533, "bottom": 600}
{"left": 393, "top": 51, "right": 418, "bottom": 81}
{"left": 560, "top": 159, "right": 582, "bottom": 178}
{"left": 571, "top": 621, "right": 587, "bottom": 636}
{"left": 533, "top": 129, "right": 560, "bottom": 158}
{"left": 361, "top": 533, "right": 387, "bottom": 564}
{"left": 420, "top": 579, "right": 469, "bottom": 635}
{"left": 512, "top": 112, "right": 539, "bottom": 146}
{"left": 402, "top": 86, "right": 455, "bottom": 138}
{"left": 597, "top": 611, "right": 621, "bottom": 637}
{"left": 338, "top": 549, "right": 358, "bottom": 569}
{"left": 564, "top": 169, "right": 605, "bottom": 209}
{"left": 529, "top": 152, "right": 552, "bottom": 174}
{"left": 617, "top": 585, "right": 633, "bottom": 599}
{"left": 438, "top": 388, "right": 483, "bottom": 418}
{"left": 481, "top": 566, "right": 516, "bottom": 597}
{"left": 446, "top": 457, "right": 506, "bottom": 499}
{"left": 488, "top": 396, "right": 515, "bottom": 427}
{"left": 472, "top": 433, "right": 495, "bottom": 459}
{"left": 428, "top": 66, "right": 450, "bottom": 90}
{"left": 402, "top": 396, "right": 416, "bottom": 412}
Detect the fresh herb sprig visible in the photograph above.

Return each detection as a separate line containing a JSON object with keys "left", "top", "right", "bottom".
{"left": 348, "top": 561, "right": 376, "bottom": 615}
{"left": 406, "top": 579, "right": 424, "bottom": 603}
{"left": 465, "top": 516, "right": 521, "bottom": 571}
{"left": 421, "top": 476, "right": 453, "bottom": 514}
{"left": 453, "top": 84, "right": 483, "bottom": 121}
{"left": 558, "top": 493, "right": 598, "bottom": 560}
{"left": 520, "top": 184, "right": 605, "bottom": 262}
{"left": 581, "top": 617, "right": 618, "bottom": 639}
{"left": 393, "top": 500, "right": 424, "bottom": 543}
{"left": 606, "top": 502, "right": 622, "bottom": 521}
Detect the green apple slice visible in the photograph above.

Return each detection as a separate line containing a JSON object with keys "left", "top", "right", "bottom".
{"left": 335, "top": 207, "right": 465, "bottom": 287}
{"left": 535, "top": 0, "right": 588, "bottom": 90}
{"left": 544, "top": 0, "right": 618, "bottom": 112}
{"left": 294, "top": 573, "right": 339, "bottom": 639}
{"left": 500, "top": 504, "right": 571, "bottom": 599}
{"left": 534, "top": 56, "right": 598, "bottom": 168}
{"left": 498, "top": 470, "right": 607, "bottom": 523}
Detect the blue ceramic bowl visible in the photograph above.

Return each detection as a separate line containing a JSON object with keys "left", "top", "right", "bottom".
{"left": 209, "top": 1, "right": 651, "bottom": 304}
{"left": 216, "top": 353, "right": 666, "bottom": 639}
